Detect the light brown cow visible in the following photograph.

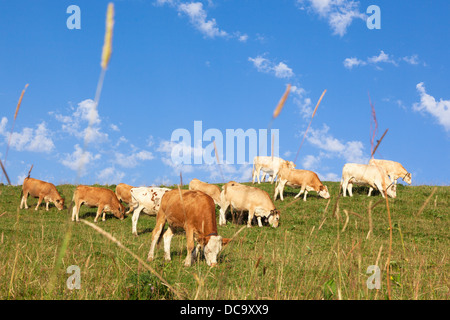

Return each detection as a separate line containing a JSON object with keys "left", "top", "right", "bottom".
{"left": 367, "top": 159, "right": 411, "bottom": 196}
{"left": 274, "top": 168, "right": 330, "bottom": 201}
{"left": 115, "top": 183, "right": 135, "bottom": 214}
{"left": 20, "top": 177, "right": 64, "bottom": 211}
{"left": 341, "top": 163, "right": 396, "bottom": 198}
{"left": 252, "top": 156, "right": 296, "bottom": 184}
{"left": 71, "top": 185, "right": 125, "bottom": 222}
{"left": 188, "top": 178, "right": 221, "bottom": 205}
{"left": 147, "top": 190, "right": 231, "bottom": 267}
{"left": 219, "top": 181, "right": 280, "bottom": 228}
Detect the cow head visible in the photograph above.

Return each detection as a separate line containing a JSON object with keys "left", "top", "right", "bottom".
{"left": 55, "top": 198, "right": 65, "bottom": 211}
{"left": 268, "top": 209, "right": 281, "bottom": 228}
{"left": 203, "top": 235, "right": 231, "bottom": 267}
{"left": 113, "top": 202, "right": 125, "bottom": 220}
{"left": 318, "top": 185, "right": 330, "bottom": 199}
{"left": 386, "top": 183, "right": 397, "bottom": 198}
{"left": 403, "top": 172, "right": 412, "bottom": 185}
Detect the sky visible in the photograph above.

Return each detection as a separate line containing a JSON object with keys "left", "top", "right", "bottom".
{"left": 0, "top": 0, "right": 449, "bottom": 187}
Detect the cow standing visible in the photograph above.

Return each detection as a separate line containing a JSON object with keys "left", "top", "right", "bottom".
{"left": 219, "top": 181, "right": 280, "bottom": 228}
{"left": 147, "top": 189, "right": 231, "bottom": 267}
{"left": 71, "top": 185, "right": 125, "bottom": 222}
{"left": 367, "top": 159, "right": 411, "bottom": 196}
{"left": 274, "top": 168, "right": 330, "bottom": 201}
{"left": 129, "top": 187, "right": 171, "bottom": 236}
{"left": 341, "top": 163, "right": 396, "bottom": 198}
{"left": 252, "top": 156, "right": 296, "bottom": 184}
{"left": 20, "top": 177, "right": 64, "bottom": 211}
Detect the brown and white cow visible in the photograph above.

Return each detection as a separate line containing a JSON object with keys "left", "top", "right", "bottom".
{"left": 219, "top": 181, "right": 280, "bottom": 228}
{"left": 341, "top": 163, "right": 396, "bottom": 198}
{"left": 188, "top": 178, "right": 221, "bottom": 205}
{"left": 129, "top": 186, "right": 171, "bottom": 236}
{"left": 71, "top": 185, "right": 125, "bottom": 222}
{"left": 20, "top": 177, "right": 64, "bottom": 211}
{"left": 274, "top": 168, "right": 330, "bottom": 201}
{"left": 367, "top": 159, "right": 411, "bottom": 196}
{"left": 115, "top": 183, "right": 135, "bottom": 214}
{"left": 147, "top": 189, "right": 231, "bottom": 267}
{"left": 252, "top": 156, "right": 296, "bottom": 184}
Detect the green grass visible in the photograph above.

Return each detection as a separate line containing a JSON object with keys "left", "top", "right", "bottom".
{"left": 0, "top": 182, "right": 448, "bottom": 300}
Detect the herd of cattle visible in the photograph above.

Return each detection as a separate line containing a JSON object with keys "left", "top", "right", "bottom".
{"left": 18, "top": 156, "right": 411, "bottom": 266}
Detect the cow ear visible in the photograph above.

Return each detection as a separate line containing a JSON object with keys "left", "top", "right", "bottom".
{"left": 222, "top": 238, "right": 232, "bottom": 246}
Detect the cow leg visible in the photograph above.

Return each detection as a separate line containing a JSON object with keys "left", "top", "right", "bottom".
{"left": 148, "top": 211, "right": 167, "bottom": 262}
{"left": 45, "top": 200, "right": 50, "bottom": 211}
{"left": 35, "top": 196, "right": 44, "bottom": 211}
{"left": 247, "top": 207, "right": 256, "bottom": 228}
{"left": 341, "top": 179, "right": 347, "bottom": 197}
{"left": 219, "top": 202, "right": 229, "bottom": 226}
{"left": 72, "top": 202, "right": 82, "bottom": 222}
{"left": 294, "top": 187, "right": 305, "bottom": 199}
{"left": 368, "top": 187, "right": 373, "bottom": 197}
{"left": 256, "top": 167, "right": 262, "bottom": 184}
{"left": 257, "top": 216, "right": 263, "bottom": 227}
{"left": 184, "top": 227, "right": 195, "bottom": 267}
{"left": 348, "top": 183, "right": 354, "bottom": 197}
{"left": 20, "top": 192, "right": 29, "bottom": 209}
{"left": 94, "top": 206, "right": 104, "bottom": 223}
{"left": 375, "top": 182, "right": 386, "bottom": 198}
{"left": 303, "top": 190, "right": 308, "bottom": 201}
{"left": 163, "top": 226, "right": 175, "bottom": 261}
{"left": 131, "top": 206, "right": 143, "bottom": 236}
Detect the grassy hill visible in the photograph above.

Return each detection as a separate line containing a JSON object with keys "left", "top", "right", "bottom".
{"left": 0, "top": 181, "right": 448, "bottom": 300}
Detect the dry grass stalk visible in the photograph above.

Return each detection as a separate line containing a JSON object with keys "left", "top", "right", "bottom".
{"left": 213, "top": 140, "right": 224, "bottom": 182}
{"left": 341, "top": 209, "right": 349, "bottom": 232}
{"left": 370, "top": 128, "right": 388, "bottom": 159}
{"left": 294, "top": 89, "right": 326, "bottom": 164}
{"left": 416, "top": 187, "right": 437, "bottom": 216}
{"left": 272, "top": 84, "right": 291, "bottom": 119}
{"left": 366, "top": 200, "right": 373, "bottom": 240}
{"left": 101, "top": 3, "right": 114, "bottom": 70}
{"left": 80, "top": 219, "right": 184, "bottom": 300}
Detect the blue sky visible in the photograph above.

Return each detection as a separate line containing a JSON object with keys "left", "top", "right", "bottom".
{"left": 0, "top": 0, "right": 449, "bottom": 187}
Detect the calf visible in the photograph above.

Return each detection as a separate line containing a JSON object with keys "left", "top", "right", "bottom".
{"left": 219, "top": 181, "right": 280, "bottom": 228}
{"left": 147, "top": 190, "right": 231, "bottom": 267}
{"left": 368, "top": 159, "right": 411, "bottom": 196}
{"left": 341, "top": 163, "right": 396, "bottom": 198}
{"left": 71, "top": 185, "right": 125, "bottom": 222}
{"left": 115, "top": 183, "right": 135, "bottom": 214}
{"left": 129, "top": 187, "right": 171, "bottom": 236}
{"left": 252, "top": 156, "right": 296, "bottom": 184}
{"left": 188, "top": 178, "right": 221, "bottom": 205}
{"left": 274, "top": 168, "right": 330, "bottom": 201}
{"left": 20, "top": 177, "right": 64, "bottom": 211}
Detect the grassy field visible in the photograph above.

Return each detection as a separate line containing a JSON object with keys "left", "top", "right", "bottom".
{"left": 0, "top": 181, "right": 448, "bottom": 300}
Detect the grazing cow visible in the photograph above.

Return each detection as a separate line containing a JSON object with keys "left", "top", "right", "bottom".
{"left": 367, "top": 159, "right": 412, "bottom": 196}
{"left": 219, "top": 181, "right": 280, "bottom": 228}
{"left": 341, "top": 163, "right": 396, "bottom": 198}
{"left": 71, "top": 185, "right": 125, "bottom": 222}
{"left": 115, "top": 183, "right": 135, "bottom": 214}
{"left": 188, "top": 178, "right": 221, "bottom": 205}
{"left": 20, "top": 177, "right": 64, "bottom": 211}
{"left": 147, "top": 190, "right": 231, "bottom": 267}
{"left": 274, "top": 168, "right": 330, "bottom": 201}
{"left": 252, "top": 156, "right": 296, "bottom": 184}
{"left": 129, "top": 187, "right": 171, "bottom": 236}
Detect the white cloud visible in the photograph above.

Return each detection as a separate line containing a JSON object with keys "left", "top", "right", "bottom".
{"left": 115, "top": 150, "right": 155, "bottom": 168}
{"left": 60, "top": 144, "right": 101, "bottom": 176}
{"left": 248, "top": 55, "right": 294, "bottom": 79}
{"left": 53, "top": 99, "right": 108, "bottom": 144}
{"left": 344, "top": 51, "right": 420, "bottom": 69}
{"left": 96, "top": 167, "right": 126, "bottom": 185}
{"left": 298, "top": 0, "right": 366, "bottom": 36}
{"left": 291, "top": 85, "right": 313, "bottom": 119}
{"left": 1, "top": 118, "right": 55, "bottom": 153}
{"left": 177, "top": 2, "right": 227, "bottom": 38}
{"left": 306, "top": 124, "right": 368, "bottom": 163}
{"left": 110, "top": 124, "right": 120, "bottom": 132}
{"left": 343, "top": 57, "right": 366, "bottom": 69}
{"left": 413, "top": 82, "right": 450, "bottom": 131}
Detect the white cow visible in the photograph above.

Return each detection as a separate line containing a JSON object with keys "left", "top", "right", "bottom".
{"left": 341, "top": 163, "right": 396, "bottom": 198}
{"left": 130, "top": 187, "right": 171, "bottom": 236}
{"left": 252, "top": 156, "right": 296, "bottom": 184}
{"left": 367, "top": 159, "right": 411, "bottom": 196}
